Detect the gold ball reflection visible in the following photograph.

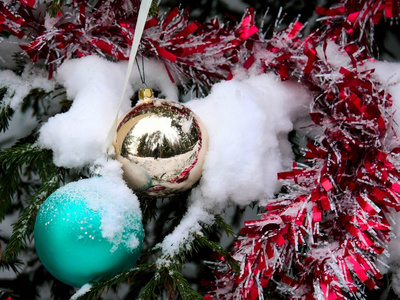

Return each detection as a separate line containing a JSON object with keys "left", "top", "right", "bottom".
{"left": 114, "top": 99, "right": 208, "bottom": 197}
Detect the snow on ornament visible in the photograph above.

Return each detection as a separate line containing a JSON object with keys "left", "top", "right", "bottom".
{"left": 113, "top": 89, "right": 209, "bottom": 197}
{"left": 34, "top": 176, "right": 144, "bottom": 288}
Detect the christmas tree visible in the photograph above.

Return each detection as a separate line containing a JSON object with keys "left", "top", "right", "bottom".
{"left": 1, "top": 0, "right": 400, "bottom": 299}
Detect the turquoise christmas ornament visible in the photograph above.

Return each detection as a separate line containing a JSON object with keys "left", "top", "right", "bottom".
{"left": 34, "top": 176, "right": 144, "bottom": 288}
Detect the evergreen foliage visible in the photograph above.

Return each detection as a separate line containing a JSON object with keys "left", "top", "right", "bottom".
{"left": 0, "top": 89, "right": 13, "bottom": 132}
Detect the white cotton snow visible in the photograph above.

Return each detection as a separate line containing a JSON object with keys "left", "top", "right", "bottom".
{"left": 315, "top": 42, "right": 352, "bottom": 70}
{"left": 67, "top": 159, "right": 143, "bottom": 250}
{"left": 0, "top": 63, "right": 55, "bottom": 110}
{"left": 159, "top": 73, "right": 312, "bottom": 256}
{"left": 70, "top": 284, "right": 92, "bottom": 300}
{"left": 158, "top": 202, "right": 214, "bottom": 259}
{"left": 186, "top": 73, "right": 311, "bottom": 209}
{"left": 38, "top": 55, "right": 177, "bottom": 168}
{"left": 38, "top": 55, "right": 129, "bottom": 168}
{"left": 367, "top": 60, "right": 400, "bottom": 137}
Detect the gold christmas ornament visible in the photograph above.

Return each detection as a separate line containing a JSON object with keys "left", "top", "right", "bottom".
{"left": 114, "top": 89, "right": 208, "bottom": 197}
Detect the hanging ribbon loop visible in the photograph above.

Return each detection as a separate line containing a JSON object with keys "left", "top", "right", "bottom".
{"left": 104, "top": 0, "right": 153, "bottom": 154}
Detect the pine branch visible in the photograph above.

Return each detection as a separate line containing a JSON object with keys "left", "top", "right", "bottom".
{"left": 0, "top": 257, "right": 23, "bottom": 273}
{"left": 0, "top": 88, "right": 13, "bottom": 132}
{"left": 138, "top": 195, "right": 159, "bottom": 221}
{"left": 77, "top": 263, "right": 157, "bottom": 300}
{"left": 143, "top": 220, "right": 238, "bottom": 298}
{"left": 75, "top": 247, "right": 161, "bottom": 299}
{"left": 48, "top": 0, "right": 64, "bottom": 17}
{"left": 2, "top": 170, "right": 66, "bottom": 262}
{"left": 193, "top": 233, "right": 239, "bottom": 273}
{"left": 20, "top": 88, "right": 52, "bottom": 118}
{"left": 149, "top": 0, "right": 159, "bottom": 17}
{"left": 139, "top": 265, "right": 203, "bottom": 300}
{"left": 139, "top": 270, "right": 161, "bottom": 300}
{"left": 168, "top": 267, "right": 203, "bottom": 300}
{"left": 214, "top": 214, "right": 236, "bottom": 238}
{"left": 200, "top": 215, "right": 239, "bottom": 272}
{"left": 0, "top": 144, "right": 59, "bottom": 221}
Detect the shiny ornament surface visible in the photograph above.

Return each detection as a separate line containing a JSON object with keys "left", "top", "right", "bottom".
{"left": 34, "top": 178, "right": 144, "bottom": 287}
{"left": 114, "top": 97, "right": 208, "bottom": 197}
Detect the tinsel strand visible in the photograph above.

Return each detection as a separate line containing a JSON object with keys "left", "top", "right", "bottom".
{"left": 206, "top": 1, "right": 400, "bottom": 299}
{"left": 1, "top": 0, "right": 257, "bottom": 90}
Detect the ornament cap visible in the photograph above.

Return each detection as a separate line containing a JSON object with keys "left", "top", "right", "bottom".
{"left": 139, "top": 88, "right": 154, "bottom": 100}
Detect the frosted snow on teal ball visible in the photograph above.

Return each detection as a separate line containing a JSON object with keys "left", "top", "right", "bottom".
{"left": 34, "top": 176, "right": 144, "bottom": 288}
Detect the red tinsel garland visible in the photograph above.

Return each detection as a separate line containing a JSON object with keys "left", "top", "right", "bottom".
{"left": 1, "top": 0, "right": 257, "bottom": 87}
{"left": 1, "top": 0, "right": 400, "bottom": 299}
{"left": 206, "top": 1, "right": 400, "bottom": 299}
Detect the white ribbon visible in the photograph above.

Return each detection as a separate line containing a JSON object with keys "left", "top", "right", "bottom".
{"left": 105, "top": 0, "right": 153, "bottom": 154}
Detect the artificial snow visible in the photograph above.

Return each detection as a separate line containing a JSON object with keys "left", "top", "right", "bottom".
{"left": 38, "top": 55, "right": 177, "bottom": 168}
{"left": 186, "top": 73, "right": 311, "bottom": 209}
{"left": 367, "top": 60, "right": 400, "bottom": 137}
{"left": 315, "top": 42, "right": 351, "bottom": 71}
{"left": 64, "top": 159, "right": 143, "bottom": 250}
{"left": 0, "top": 63, "right": 55, "bottom": 110}
{"left": 38, "top": 55, "right": 130, "bottom": 168}
{"left": 71, "top": 284, "right": 92, "bottom": 300}
{"left": 158, "top": 202, "right": 214, "bottom": 258}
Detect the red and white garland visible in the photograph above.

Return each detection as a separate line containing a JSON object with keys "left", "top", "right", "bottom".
{"left": 2, "top": 0, "right": 400, "bottom": 299}
{"left": 0, "top": 0, "right": 257, "bottom": 88}
{"left": 207, "top": 1, "right": 400, "bottom": 299}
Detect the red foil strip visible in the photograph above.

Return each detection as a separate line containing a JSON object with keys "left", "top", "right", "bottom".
{"left": 20, "top": 0, "right": 35, "bottom": 8}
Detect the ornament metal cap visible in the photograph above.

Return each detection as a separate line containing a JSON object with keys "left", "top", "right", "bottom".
{"left": 139, "top": 88, "right": 154, "bottom": 100}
